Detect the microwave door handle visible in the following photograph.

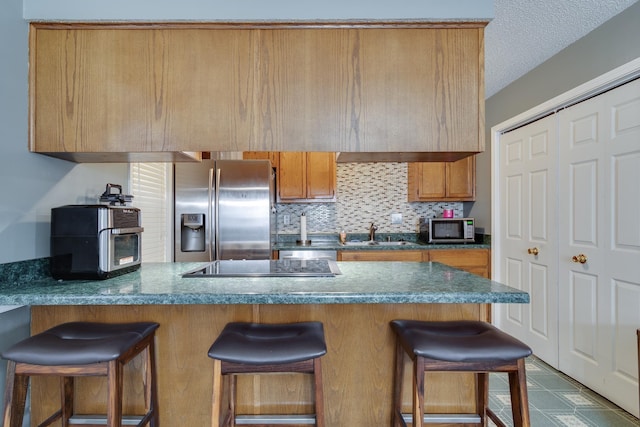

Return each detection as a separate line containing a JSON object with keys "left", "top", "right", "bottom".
{"left": 208, "top": 167, "right": 214, "bottom": 262}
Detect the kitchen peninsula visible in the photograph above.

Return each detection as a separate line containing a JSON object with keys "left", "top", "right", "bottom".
{"left": 0, "top": 261, "right": 528, "bottom": 426}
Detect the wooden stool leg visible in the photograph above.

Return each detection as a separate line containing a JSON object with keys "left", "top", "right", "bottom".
{"left": 313, "top": 357, "right": 325, "bottom": 427}
{"left": 412, "top": 357, "right": 425, "bottom": 427}
{"left": 107, "top": 360, "right": 124, "bottom": 427}
{"left": 143, "top": 342, "right": 159, "bottom": 427}
{"left": 60, "top": 376, "right": 74, "bottom": 427}
{"left": 476, "top": 372, "right": 489, "bottom": 427}
{"left": 211, "top": 359, "right": 223, "bottom": 427}
{"left": 508, "top": 358, "right": 530, "bottom": 427}
{"left": 3, "top": 361, "right": 29, "bottom": 427}
{"left": 392, "top": 340, "right": 405, "bottom": 427}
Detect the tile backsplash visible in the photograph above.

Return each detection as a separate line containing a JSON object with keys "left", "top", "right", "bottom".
{"left": 277, "top": 162, "right": 462, "bottom": 235}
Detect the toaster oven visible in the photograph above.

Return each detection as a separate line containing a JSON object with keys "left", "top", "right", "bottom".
{"left": 50, "top": 205, "right": 143, "bottom": 280}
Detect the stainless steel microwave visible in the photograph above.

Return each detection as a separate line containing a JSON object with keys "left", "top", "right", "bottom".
{"left": 428, "top": 218, "right": 475, "bottom": 243}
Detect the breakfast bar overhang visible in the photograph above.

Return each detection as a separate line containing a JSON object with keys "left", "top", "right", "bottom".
{"left": 0, "top": 261, "right": 529, "bottom": 426}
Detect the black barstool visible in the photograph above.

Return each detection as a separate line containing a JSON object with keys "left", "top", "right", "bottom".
{"left": 390, "top": 320, "right": 532, "bottom": 427}
{"left": 1, "top": 321, "right": 159, "bottom": 427}
{"left": 208, "top": 321, "right": 327, "bottom": 427}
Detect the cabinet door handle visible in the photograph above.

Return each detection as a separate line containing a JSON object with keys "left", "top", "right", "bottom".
{"left": 527, "top": 247, "right": 539, "bottom": 256}
{"left": 572, "top": 254, "right": 588, "bottom": 264}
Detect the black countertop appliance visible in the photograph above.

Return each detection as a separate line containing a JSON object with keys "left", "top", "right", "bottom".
{"left": 50, "top": 204, "right": 143, "bottom": 280}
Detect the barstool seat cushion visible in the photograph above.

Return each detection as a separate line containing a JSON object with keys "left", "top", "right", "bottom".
{"left": 390, "top": 320, "right": 532, "bottom": 363}
{"left": 208, "top": 321, "right": 327, "bottom": 365}
{"left": 0, "top": 321, "right": 159, "bottom": 366}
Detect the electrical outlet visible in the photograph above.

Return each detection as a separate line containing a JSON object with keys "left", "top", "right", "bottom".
{"left": 283, "top": 214, "right": 290, "bottom": 225}
{"left": 391, "top": 213, "right": 402, "bottom": 225}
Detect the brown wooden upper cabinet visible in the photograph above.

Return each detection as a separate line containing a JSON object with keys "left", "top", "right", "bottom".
{"left": 30, "top": 27, "right": 258, "bottom": 160}
{"left": 407, "top": 155, "right": 476, "bottom": 201}
{"left": 278, "top": 152, "right": 336, "bottom": 202}
{"left": 30, "top": 23, "right": 485, "bottom": 161}
{"left": 244, "top": 152, "right": 336, "bottom": 203}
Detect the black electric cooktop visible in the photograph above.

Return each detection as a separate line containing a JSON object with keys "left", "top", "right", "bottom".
{"left": 182, "top": 259, "right": 341, "bottom": 278}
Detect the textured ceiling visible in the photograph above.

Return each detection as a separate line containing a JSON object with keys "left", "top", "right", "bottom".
{"left": 484, "top": 0, "right": 638, "bottom": 98}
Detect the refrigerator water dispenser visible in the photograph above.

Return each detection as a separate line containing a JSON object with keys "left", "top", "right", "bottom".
{"left": 181, "top": 213, "right": 205, "bottom": 252}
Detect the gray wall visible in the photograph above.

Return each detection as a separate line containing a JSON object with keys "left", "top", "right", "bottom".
{"left": 0, "top": 0, "right": 129, "bottom": 265}
{"left": 470, "top": 2, "right": 640, "bottom": 234}
{"left": 0, "top": 0, "right": 128, "bottom": 419}
{"left": 22, "top": 0, "right": 492, "bottom": 21}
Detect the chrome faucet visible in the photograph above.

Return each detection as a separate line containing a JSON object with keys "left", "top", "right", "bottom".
{"left": 368, "top": 223, "right": 378, "bottom": 242}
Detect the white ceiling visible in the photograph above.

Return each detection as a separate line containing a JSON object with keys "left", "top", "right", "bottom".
{"left": 484, "top": 0, "right": 638, "bottom": 98}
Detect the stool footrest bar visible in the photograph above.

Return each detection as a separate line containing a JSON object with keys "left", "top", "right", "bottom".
{"left": 235, "top": 414, "right": 317, "bottom": 425}
{"left": 401, "top": 413, "right": 482, "bottom": 424}
{"left": 68, "top": 415, "right": 145, "bottom": 425}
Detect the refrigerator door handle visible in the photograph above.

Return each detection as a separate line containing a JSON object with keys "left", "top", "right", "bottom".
{"left": 208, "top": 167, "right": 214, "bottom": 262}
{"left": 215, "top": 167, "right": 221, "bottom": 261}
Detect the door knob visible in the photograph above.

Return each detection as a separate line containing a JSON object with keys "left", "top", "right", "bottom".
{"left": 572, "top": 254, "right": 588, "bottom": 264}
{"left": 527, "top": 247, "right": 539, "bottom": 256}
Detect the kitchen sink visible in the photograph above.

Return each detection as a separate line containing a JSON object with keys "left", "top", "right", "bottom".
{"left": 308, "top": 241, "right": 340, "bottom": 247}
{"left": 379, "top": 241, "right": 417, "bottom": 246}
{"left": 341, "top": 241, "right": 417, "bottom": 247}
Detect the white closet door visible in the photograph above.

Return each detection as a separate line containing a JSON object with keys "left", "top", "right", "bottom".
{"left": 497, "top": 114, "right": 559, "bottom": 367}
{"left": 558, "top": 78, "right": 640, "bottom": 417}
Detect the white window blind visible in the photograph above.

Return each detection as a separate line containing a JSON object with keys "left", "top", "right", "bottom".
{"left": 129, "top": 163, "right": 172, "bottom": 262}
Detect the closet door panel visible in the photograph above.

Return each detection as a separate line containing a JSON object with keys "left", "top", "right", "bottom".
{"left": 558, "top": 78, "right": 640, "bottom": 417}
{"left": 604, "top": 80, "right": 640, "bottom": 415}
{"left": 496, "top": 114, "right": 558, "bottom": 366}
{"left": 559, "top": 100, "right": 606, "bottom": 384}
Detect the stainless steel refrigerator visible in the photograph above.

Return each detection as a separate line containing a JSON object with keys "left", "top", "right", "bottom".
{"left": 174, "top": 159, "right": 276, "bottom": 262}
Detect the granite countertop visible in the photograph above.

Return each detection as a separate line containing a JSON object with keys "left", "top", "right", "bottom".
{"left": 273, "top": 234, "right": 490, "bottom": 251}
{"left": 273, "top": 241, "right": 490, "bottom": 251}
{"left": 0, "top": 261, "right": 527, "bottom": 306}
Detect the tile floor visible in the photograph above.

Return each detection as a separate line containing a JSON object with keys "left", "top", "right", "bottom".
{"left": 488, "top": 356, "right": 639, "bottom": 426}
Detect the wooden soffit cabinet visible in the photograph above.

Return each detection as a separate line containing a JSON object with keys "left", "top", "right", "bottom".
{"left": 29, "top": 22, "right": 486, "bottom": 162}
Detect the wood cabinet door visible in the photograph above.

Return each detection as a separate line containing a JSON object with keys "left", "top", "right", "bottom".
{"left": 31, "top": 27, "right": 256, "bottom": 154}
{"left": 358, "top": 28, "right": 482, "bottom": 153}
{"left": 427, "top": 249, "right": 490, "bottom": 278}
{"left": 277, "top": 152, "right": 306, "bottom": 200}
{"left": 258, "top": 28, "right": 483, "bottom": 153}
{"left": 446, "top": 155, "right": 476, "bottom": 199}
{"left": 408, "top": 156, "right": 475, "bottom": 201}
{"left": 277, "top": 152, "right": 336, "bottom": 202}
{"left": 257, "top": 30, "right": 347, "bottom": 152}
{"left": 408, "top": 162, "right": 447, "bottom": 200}
{"left": 306, "top": 152, "right": 336, "bottom": 200}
